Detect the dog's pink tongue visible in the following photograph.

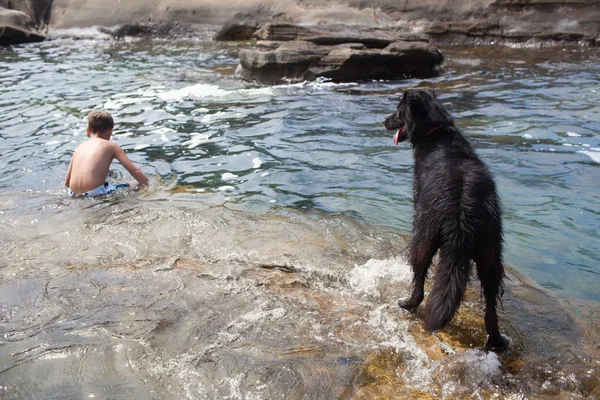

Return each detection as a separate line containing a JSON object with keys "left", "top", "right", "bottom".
{"left": 393, "top": 128, "right": 402, "bottom": 146}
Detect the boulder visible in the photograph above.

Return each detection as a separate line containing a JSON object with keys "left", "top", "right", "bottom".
{"left": 0, "top": 6, "right": 46, "bottom": 45}
{"left": 236, "top": 37, "right": 443, "bottom": 84}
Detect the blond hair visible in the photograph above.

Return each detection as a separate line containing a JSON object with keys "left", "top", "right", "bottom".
{"left": 87, "top": 110, "right": 114, "bottom": 134}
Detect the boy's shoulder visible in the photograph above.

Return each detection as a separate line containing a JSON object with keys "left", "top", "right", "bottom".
{"left": 92, "top": 138, "right": 119, "bottom": 150}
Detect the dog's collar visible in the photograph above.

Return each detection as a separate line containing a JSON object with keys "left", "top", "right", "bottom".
{"left": 426, "top": 125, "right": 448, "bottom": 135}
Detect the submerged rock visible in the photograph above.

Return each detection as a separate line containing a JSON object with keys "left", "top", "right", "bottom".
{"left": 236, "top": 24, "right": 444, "bottom": 84}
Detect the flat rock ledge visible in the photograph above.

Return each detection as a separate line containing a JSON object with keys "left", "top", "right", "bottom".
{"left": 233, "top": 23, "right": 444, "bottom": 84}
{"left": 0, "top": 7, "right": 46, "bottom": 45}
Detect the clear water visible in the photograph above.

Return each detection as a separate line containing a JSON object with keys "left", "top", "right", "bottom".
{"left": 2, "top": 34, "right": 598, "bottom": 300}
{"left": 1, "top": 30, "right": 599, "bottom": 398}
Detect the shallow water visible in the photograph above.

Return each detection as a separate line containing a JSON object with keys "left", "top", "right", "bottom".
{"left": 0, "top": 29, "right": 599, "bottom": 398}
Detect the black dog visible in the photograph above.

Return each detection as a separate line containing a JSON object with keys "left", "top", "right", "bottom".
{"left": 384, "top": 90, "right": 508, "bottom": 352}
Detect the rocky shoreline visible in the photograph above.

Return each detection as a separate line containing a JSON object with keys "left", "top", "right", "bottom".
{"left": 2, "top": 1, "right": 599, "bottom": 82}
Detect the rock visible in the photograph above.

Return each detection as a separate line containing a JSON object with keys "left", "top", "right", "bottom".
{"left": 107, "top": 23, "right": 158, "bottom": 39}
{"left": 236, "top": 37, "right": 443, "bottom": 84}
{"left": 0, "top": 7, "right": 46, "bottom": 45}
{"left": 214, "top": 22, "right": 259, "bottom": 41}
{"left": 4, "top": 0, "right": 598, "bottom": 46}
{"left": 424, "top": 1, "right": 600, "bottom": 45}
{"left": 237, "top": 40, "right": 329, "bottom": 84}
{"left": 0, "top": 0, "right": 52, "bottom": 29}
{"left": 253, "top": 23, "right": 426, "bottom": 48}
{"left": 49, "top": 0, "right": 283, "bottom": 29}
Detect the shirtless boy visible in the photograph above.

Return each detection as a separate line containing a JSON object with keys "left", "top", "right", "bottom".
{"left": 64, "top": 110, "right": 149, "bottom": 196}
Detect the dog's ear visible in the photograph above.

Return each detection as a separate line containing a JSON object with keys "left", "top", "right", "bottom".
{"left": 406, "top": 91, "right": 429, "bottom": 121}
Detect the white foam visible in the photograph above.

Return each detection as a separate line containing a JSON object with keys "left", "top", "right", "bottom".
{"left": 200, "top": 111, "right": 242, "bottom": 124}
{"left": 567, "top": 132, "right": 582, "bottom": 137}
{"left": 283, "top": 79, "right": 358, "bottom": 91}
{"left": 182, "top": 132, "right": 211, "bottom": 149}
{"left": 522, "top": 133, "right": 533, "bottom": 139}
{"left": 367, "top": 305, "right": 432, "bottom": 389}
{"left": 50, "top": 26, "right": 111, "bottom": 40}
{"left": 252, "top": 157, "right": 263, "bottom": 169}
{"left": 103, "top": 96, "right": 154, "bottom": 110}
{"left": 579, "top": 151, "right": 600, "bottom": 163}
{"left": 156, "top": 83, "right": 273, "bottom": 102}
{"left": 158, "top": 84, "right": 228, "bottom": 101}
{"left": 221, "top": 173, "right": 239, "bottom": 181}
{"left": 453, "top": 58, "right": 483, "bottom": 67}
{"left": 349, "top": 257, "right": 412, "bottom": 298}
{"left": 133, "top": 144, "right": 151, "bottom": 150}
{"left": 450, "top": 349, "right": 501, "bottom": 382}
{"left": 218, "top": 186, "right": 235, "bottom": 192}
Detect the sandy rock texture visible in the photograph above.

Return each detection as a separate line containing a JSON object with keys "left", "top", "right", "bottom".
{"left": 42, "top": 0, "right": 600, "bottom": 49}
{"left": 3, "top": 0, "right": 599, "bottom": 47}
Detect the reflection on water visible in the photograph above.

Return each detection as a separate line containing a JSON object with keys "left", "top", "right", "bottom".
{"left": 0, "top": 30, "right": 600, "bottom": 398}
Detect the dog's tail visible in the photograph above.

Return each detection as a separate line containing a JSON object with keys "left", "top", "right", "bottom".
{"left": 423, "top": 238, "right": 472, "bottom": 332}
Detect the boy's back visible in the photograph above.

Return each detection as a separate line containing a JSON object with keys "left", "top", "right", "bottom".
{"left": 65, "top": 110, "right": 148, "bottom": 196}
{"left": 67, "top": 138, "right": 117, "bottom": 194}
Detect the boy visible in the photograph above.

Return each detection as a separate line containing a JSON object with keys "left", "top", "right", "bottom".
{"left": 64, "top": 110, "right": 149, "bottom": 196}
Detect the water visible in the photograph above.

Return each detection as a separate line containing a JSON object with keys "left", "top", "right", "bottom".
{"left": 1, "top": 29, "right": 599, "bottom": 398}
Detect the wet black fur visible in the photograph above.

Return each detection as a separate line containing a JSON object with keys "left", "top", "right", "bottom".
{"left": 384, "top": 90, "right": 508, "bottom": 352}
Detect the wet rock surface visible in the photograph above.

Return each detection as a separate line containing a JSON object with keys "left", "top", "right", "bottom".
{"left": 1, "top": 195, "right": 598, "bottom": 398}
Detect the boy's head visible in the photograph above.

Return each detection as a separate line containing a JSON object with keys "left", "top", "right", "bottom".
{"left": 87, "top": 110, "right": 114, "bottom": 137}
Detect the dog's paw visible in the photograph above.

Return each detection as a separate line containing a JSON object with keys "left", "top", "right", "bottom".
{"left": 485, "top": 335, "right": 509, "bottom": 353}
{"left": 398, "top": 298, "right": 420, "bottom": 313}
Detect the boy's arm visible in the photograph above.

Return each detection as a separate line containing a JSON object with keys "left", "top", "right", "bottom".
{"left": 64, "top": 158, "right": 73, "bottom": 187}
{"left": 112, "top": 144, "right": 149, "bottom": 187}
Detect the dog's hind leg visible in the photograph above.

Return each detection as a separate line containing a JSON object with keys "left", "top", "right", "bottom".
{"left": 399, "top": 223, "right": 438, "bottom": 313}
{"left": 475, "top": 251, "right": 508, "bottom": 352}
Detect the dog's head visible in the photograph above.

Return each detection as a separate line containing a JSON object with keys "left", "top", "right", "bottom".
{"left": 383, "top": 89, "right": 453, "bottom": 145}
